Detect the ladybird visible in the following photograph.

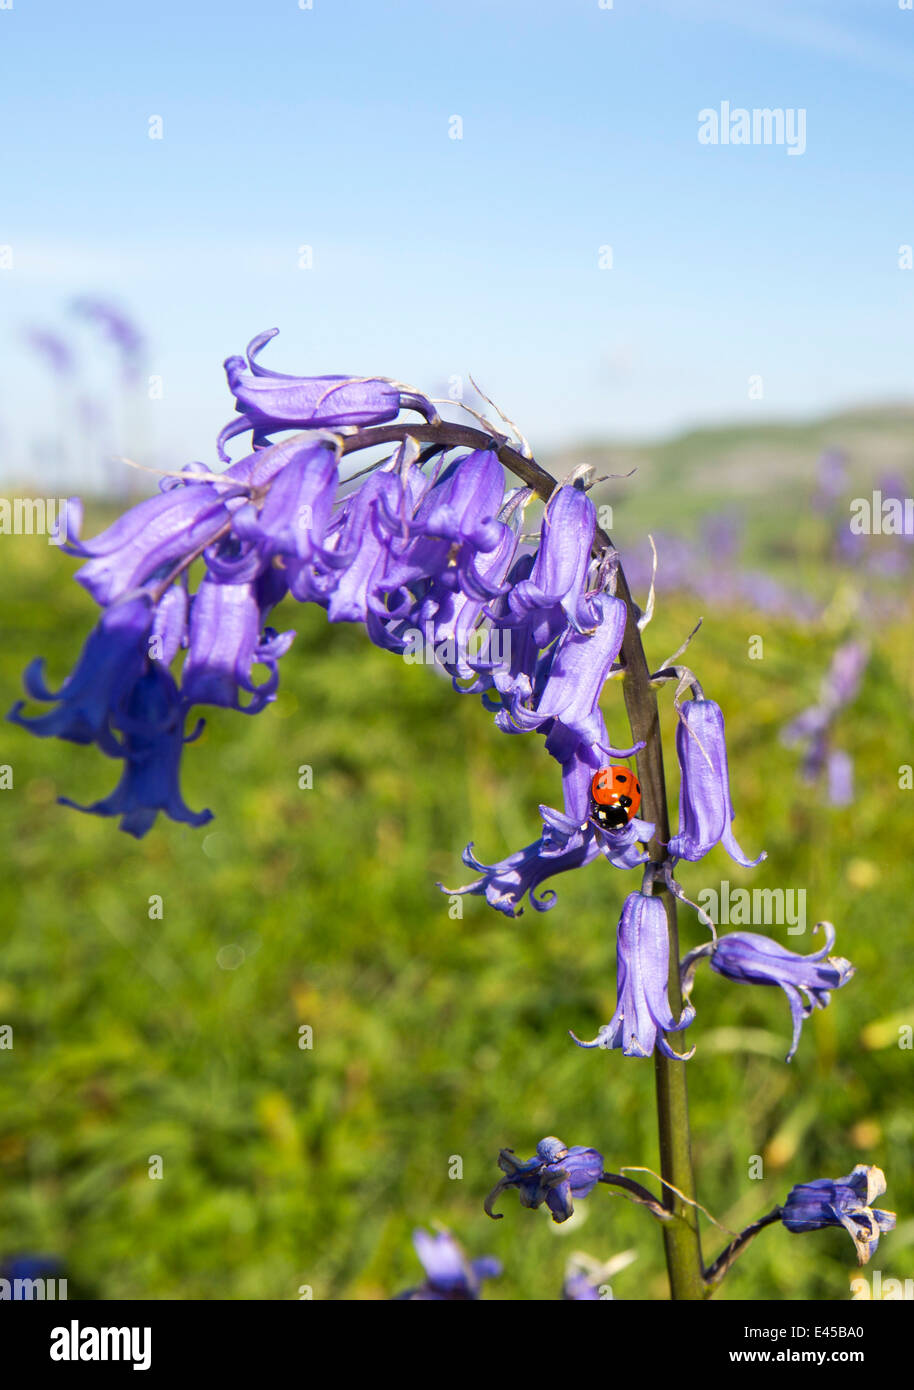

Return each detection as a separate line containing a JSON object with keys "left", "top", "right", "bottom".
{"left": 590, "top": 766, "right": 641, "bottom": 831}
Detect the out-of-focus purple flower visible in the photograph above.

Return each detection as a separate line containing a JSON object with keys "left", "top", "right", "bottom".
{"left": 733, "top": 570, "right": 808, "bottom": 617}
{"left": 782, "top": 705, "right": 828, "bottom": 754}
{"left": 563, "top": 1270, "right": 602, "bottom": 1300}
{"left": 485, "top": 1136, "right": 604, "bottom": 1224}
{"left": 813, "top": 448, "right": 847, "bottom": 511}
{"left": 623, "top": 532, "right": 697, "bottom": 599}
{"left": 573, "top": 892, "right": 695, "bottom": 1060}
{"left": 877, "top": 471, "right": 912, "bottom": 532}
{"left": 23, "top": 328, "right": 75, "bottom": 376}
{"left": 885, "top": 480, "right": 914, "bottom": 549}
{"left": 835, "top": 521, "right": 866, "bottom": 566}
{"left": 217, "top": 328, "right": 437, "bottom": 459}
{"left": 77, "top": 397, "right": 106, "bottom": 432}
{"left": 684, "top": 922, "right": 854, "bottom": 1062}
{"left": 702, "top": 511, "right": 743, "bottom": 564}
{"left": 182, "top": 577, "right": 294, "bottom": 714}
{"left": 780, "top": 1165, "right": 895, "bottom": 1264}
{"left": 826, "top": 639, "right": 868, "bottom": 707}
{"left": 8, "top": 593, "right": 153, "bottom": 755}
{"left": 668, "top": 698, "right": 764, "bottom": 869}
{"left": 394, "top": 1229, "right": 501, "bottom": 1300}
{"left": 0, "top": 1255, "right": 66, "bottom": 1298}
{"left": 621, "top": 523, "right": 825, "bottom": 618}
{"left": 868, "top": 547, "right": 910, "bottom": 577}
{"left": 562, "top": 1250, "right": 636, "bottom": 1300}
{"left": 59, "top": 664, "right": 212, "bottom": 838}
{"left": 781, "top": 639, "right": 867, "bottom": 803}
{"left": 826, "top": 748, "right": 854, "bottom": 807}
{"left": 70, "top": 297, "right": 144, "bottom": 381}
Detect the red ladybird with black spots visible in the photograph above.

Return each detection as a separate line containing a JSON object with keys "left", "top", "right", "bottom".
{"left": 590, "top": 765, "right": 641, "bottom": 831}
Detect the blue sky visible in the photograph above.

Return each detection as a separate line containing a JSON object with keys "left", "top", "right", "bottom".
{"left": 2, "top": 0, "right": 912, "bottom": 484}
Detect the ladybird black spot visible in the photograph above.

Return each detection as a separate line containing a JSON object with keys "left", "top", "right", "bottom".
{"left": 615, "top": 773, "right": 626, "bottom": 783}
{"left": 635, "top": 781, "right": 640, "bottom": 792}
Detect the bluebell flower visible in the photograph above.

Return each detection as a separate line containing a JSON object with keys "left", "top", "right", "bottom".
{"left": 218, "top": 328, "right": 437, "bottom": 459}
{"left": 394, "top": 1228, "right": 501, "bottom": 1300}
{"left": 252, "top": 560, "right": 291, "bottom": 622}
{"left": 230, "top": 439, "right": 341, "bottom": 587}
{"left": 67, "top": 476, "right": 240, "bottom": 607}
{"left": 412, "top": 449, "right": 507, "bottom": 552}
{"left": 781, "top": 1165, "right": 895, "bottom": 1264}
{"left": 684, "top": 923, "right": 854, "bottom": 1062}
{"left": 10, "top": 330, "right": 636, "bottom": 854}
{"left": 196, "top": 533, "right": 270, "bottom": 586}
{"left": 505, "top": 485, "right": 599, "bottom": 635}
{"left": 573, "top": 892, "right": 695, "bottom": 1060}
{"left": 182, "top": 577, "right": 295, "bottom": 714}
{"left": 450, "top": 587, "right": 646, "bottom": 917}
{"left": 319, "top": 469, "right": 405, "bottom": 625}
{"left": 408, "top": 523, "right": 519, "bottom": 680}
{"left": 447, "top": 834, "right": 601, "bottom": 918}
{"left": 539, "top": 744, "right": 653, "bottom": 869}
{"left": 450, "top": 798, "right": 652, "bottom": 920}
{"left": 469, "top": 584, "right": 541, "bottom": 704}
{"left": 150, "top": 584, "right": 188, "bottom": 664}
{"left": 382, "top": 471, "right": 524, "bottom": 674}
{"left": 59, "top": 664, "right": 212, "bottom": 838}
{"left": 485, "top": 1137, "right": 604, "bottom": 1224}
{"left": 542, "top": 807, "right": 653, "bottom": 872}
{"left": 448, "top": 696, "right": 651, "bottom": 917}
{"left": 469, "top": 487, "right": 596, "bottom": 705}
{"left": 384, "top": 450, "right": 513, "bottom": 606}
{"left": 668, "top": 697, "right": 764, "bottom": 868}
{"left": 9, "top": 593, "right": 154, "bottom": 755}
{"left": 447, "top": 747, "right": 654, "bottom": 915}
{"left": 498, "top": 593, "right": 630, "bottom": 755}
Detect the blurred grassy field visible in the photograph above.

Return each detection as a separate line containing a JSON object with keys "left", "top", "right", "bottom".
{"left": 1, "top": 432, "right": 912, "bottom": 1301}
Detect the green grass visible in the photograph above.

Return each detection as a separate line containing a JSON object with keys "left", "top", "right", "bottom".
{"left": 0, "top": 475, "right": 912, "bottom": 1301}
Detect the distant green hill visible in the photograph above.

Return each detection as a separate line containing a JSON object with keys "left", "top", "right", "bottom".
{"left": 549, "top": 403, "right": 914, "bottom": 537}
